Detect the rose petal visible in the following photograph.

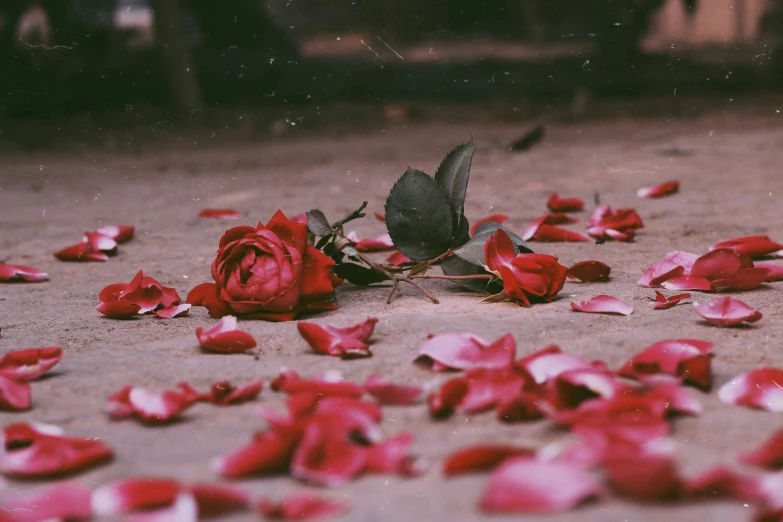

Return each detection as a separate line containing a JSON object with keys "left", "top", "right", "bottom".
{"left": 352, "top": 233, "right": 395, "bottom": 252}
{"left": 586, "top": 206, "right": 644, "bottom": 241}
{"left": 515, "top": 345, "right": 602, "bottom": 385}
{"left": 385, "top": 250, "right": 410, "bottom": 266}
{"left": 481, "top": 458, "right": 601, "bottom": 513}
{"left": 0, "top": 346, "right": 63, "bottom": 382}
{"left": 638, "top": 257, "right": 688, "bottom": 287}
{"left": 443, "top": 445, "right": 536, "bottom": 476}
{"left": 270, "top": 369, "right": 364, "bottom": 398}
{"left": 694, "top": 296, "right": 762, "bottom": 326}
{"left": 547, "top": 193, "right": 584, "bottom": 213}
{"left": 570, "top": 295, "right": 633, "bottom": 316}
{"left": 83, "top": 232, "right": 118, "bottom": 253}
{"left": 428, "top": 377, "right": 469, "bottom": 419}
{"left": 198, "top": 208, "right": 241, "bottom": 219}
{"left": 213, "top": 430, "right": 298, "bottom": 478}
{"left": 107, "top": 386, "right": 197, "bottom": 423}
{"left": 531, "top": 224, "right": 591, "bottom": 243}
{"left": 741, "top": 429, "right": 783, "bottom": 470}
{"left": 551, "top": 368, "right": 626, "bottom": 410}
{"left": 712, "top": 267, "right": 770, "bottom": 290}
{"left": 97, "top": 300, "right": 142, "bottom": 319}
{"left": 416, "top": 332, "right": 515, "bottom": 372}
{"left": 470, "top": 214, "right": 508, "bottom": 235}
{"left": 602, "top": 443, "right": 685, "bottom": 501}
{"left": 92, "top": 478, "right": 182, "bottom": 515}
{"left": 484, "top": 229, "right": 518, "bottom": 270}
{"left": 116, "top": 271, "right": 165, "bottom": 314}
{"left": 0, "top": 423, "right": 113, "bottom": 477}
{"left": 0, "top": 264, "right": 48, "bottom": 282}
{"left": 202, "top": 381, "right": 263, "bottom": 405}
{"left": 685, "top": 466, "right": 760, "bottom": 500}
{"left": 567, "top": 261, "right": 611, "bottom": 282}
{"left": 457, "top": 368, "right": 525, "bottom": 414}
{"left": 364, "top": 375, "right": 422, "bottom": 406}
{"left": 637, "top": 180, "right": 680, "bottom": 198}
{"left": 496, "top": 392, "right": 546, "bottom": 423}
{"left": 617, "top": 339, "right": 713, "bottom": 390}
{"left": 257, "top": 493, "right": 349, "bottom": 521}
{"left": 2, "top": 482, "right": 93, "bottom": 522}
{"left": 297, "top": 318, "right": 378, "bottom": 358}
{"left": 660, "top": 275, "right": 715, "bottom": 292}
{"left": 711, "top": 235, "right": 783, "bottom": 259}
{"left": 365, "top": 432, "right": 425, "bottom": 476}
{"left": 0, "top": 376, "right": 31, "bottom": 411}
{"left": 96, "top": 225, "right": 135, "bottom": 243}
{"left": 523, "top": 213, "right": 580, "bottom": 241}
{"left": 196, "top": 316, "right": 257, "bottom": 353}
{"left": 154, "top": 304, "right": 191, "bottom": 319}
{"left": 651, "top": 291, "right": 692, "bottom": 310}
{"left": 54, "top": 242, "right": 109, "bottom": 262}
{"left": 290, "top": 422, "right": 368, "bottom": 488}
{"left": 718, "top": 368, "right": 783, "bottom": 412}
{"left": 756, "top": 262, "right": 783, "bottom": 282}
{"left": 691, "top": 248, "right": 754, "bottom": 281}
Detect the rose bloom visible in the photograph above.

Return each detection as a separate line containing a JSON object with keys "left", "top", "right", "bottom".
{"left": 187, "top": 210, "right": 340, "bottom": 321}
{"left": 484, "top": 230, "right": 567, "bottom": 306}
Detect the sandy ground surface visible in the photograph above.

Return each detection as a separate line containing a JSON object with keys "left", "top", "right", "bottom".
{"left": 2, "top": 104, "right": 783, "bottom": 521}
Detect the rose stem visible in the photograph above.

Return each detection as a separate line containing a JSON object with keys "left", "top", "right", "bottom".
{"left": 408, "top": 274, "right": 495, "bottom": 281}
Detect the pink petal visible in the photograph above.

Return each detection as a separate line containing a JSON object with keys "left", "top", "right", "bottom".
{"left": 0, "top": 264, "right": 48, "bottom": 282}
{"left": 0, "top": 423, "right": 113, "bottom": 478}
{"left": 694, "top": 296, "right": 762, "bottom": 326}
{"left": 617, "top": 339, "right": 713, "bottom": 390}
{"left": 551, "top": 368, "right": 626, "bottom": 410}
{"left": 200, "top": 380, "right": 263, "bottom": 405}
{"left": 290, "top": 422, "right": 368, "bottom": 488}
{"left": 567, "top": 261, "right": 611, "bottom": 282}
{"left": 660, "top": 275, "right": 714, "bottom": 292}
{"left": 652, "top": 291, "right": 692, "bottom": 310}
{"left": 97, "top": 300, "right": 142, "bottom": 319}
{"left": 602, "top": 444, "right": 685, "bottom": 501}
{"left": 547, "top": 193, "right": 584, "bottom": 213}
{"left": 0, "top": 346, "right": 63, "bottom": 382}
{"left": 270, "top": 369, "right": 364, "bottom": 398}
{"left": 515, "top": 345, "right": 601, "bottom": 385}
{"left": 154, "top": 304, "right": 191, "bottom": 319}
{"left": 443, "top": 445, "right": 535, "bottom": 476}
{"left": 531, "top": 224, "right": 591, "bottom": 243}
{"left": 365, "top": 432, "right": 425, "bottom": 476}
{"left": 297, "top": 318, "right": 378, "bottom": 358}
{"left": 523, "top": 213, "right": 580, "bottom": 241}
{"left": 196, "top": 316, "right": 257, "bottom": 353}
{"left": 691, "top": 248, "right": 753, "bottom": 281}
{"left": 712, "top": 267, "right": 770, "bottom": 290}
{"left": 198, "top": 208, "right": 241, "bottom": 219}
{"left": 428, "top": 378, "right": 469, "bottom": 419}
{"left": 1, "top": 482, "right": 93, "bottom": 522}
{"left": 570, "top": 295, "right": 633, "bottom": 316}
{"left": 711, "top": 235, "right": 783, "bottom": 259}
{"left": 353, "top": 233, "right": 394, "bottom": 252}
{"left": 481, "top": 458, "right": 601, "bottom": 513}
{"left": 416, "top": 332, "right": 515, "bottom": 372}
{"left": 741, "top": 429, "right": 783, "bottom": 470}
{"left": 756, "top": 262, "right": 783, "bottom": 282}
{"left": 54, "top": 242, "right": 109, "bottom": 262}
{"left": 636, "top": 180, "right": 680, "bottom": 198}
{"left": 95, "top": 225, "right": 135, "bottom": 243}
{"left": 0, "top": 376, "right": 31, "bottom": 411}
{"left": 364, "top": 375, "right": 422, "bottom": 406}
{"left": 257, "top": 493, "right": 349, "bottom": 521}
{"left": 470, "top": 214, "right": 508, "bottom": 235}
{"left": 457, "top": 368, "right": 525, "bottom": 414}
{"left": 373, "top": 212, "right": 386, "bottom": 222}
{"left": 107, "top": 386, "right": 197, "bottom": 423}
{"left": 638, "top": 260, "right": 686, "bottom": 287}
{"left": 92, "top": 478, "right": 182, "bottom": 515}
{"left": 718, "top": 368, "right": 783, "bottom": 412}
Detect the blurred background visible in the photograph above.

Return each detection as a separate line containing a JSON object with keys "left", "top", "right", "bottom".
{"left": 0, "top": 0, "right": 780, "bottom": 148}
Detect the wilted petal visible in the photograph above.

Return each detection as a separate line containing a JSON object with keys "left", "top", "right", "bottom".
{"left": 711, "top": 235, "right": 783, "bottom": 259}
{"left": 637, "top": 180, "right": 680, "bottom": 199}
{"left": 547, "top": 193, "right": 584, "bottom": 213}
{"left": 470, "top": 214, "right": 508, "bottom": 235}
{"left": 364, "top": 375, "right": 422, "bottom": 406}
{"left": 617, "top": 339, "right": 712, "bottom": 390}
{"left": 443, "top": 445, "right": 535, "bottom": 476}
{"left": 0, "top": 346, "right": 63, "bottom": 382}
{"left": 718, "top": 368, "right": 783, "bottom": 412}
{"left": 0, "top": 264, "right": 48, "bottom": 282}
{"left": 2, "top": 482, "right": 93, "bottom": 522}
{"left": 651, "top": 291, "right": 692, "bottom": 310}
{"left": 196, "top": 316, "right": 257, "bottom": 353}
{"left": 416, "top": 332, "right": 515, "bottom": 372}
{"left": 694, "top": 296, "right": 762, "bottom": 326}
{"left": 0, "top": 376, "right": 31, "bottom": 411}
{"left": 567, "top": 261, "right": 611, "bottom": 282}
{"left": 660, "top": 275, "right": 714, "bottom": 292}
{"left": 741, "top": 429, "right": 783, "bottom": 470}
{"left": 570, "top": 295, "right": 633, "bottom": 316}
{"left": 297, "top": 318, "right": 378, "bottom": 358}
{"left": 154, "top": 304, "right": 191, "bottom": 319}
{"left": 481, "top": 458, "right": 601, "bottom": 513}
{"left": 198, "top": 208, "right": 241, "bottom": 219}
{"left": 258, "top": 493, "right": 349, "bottom": 521}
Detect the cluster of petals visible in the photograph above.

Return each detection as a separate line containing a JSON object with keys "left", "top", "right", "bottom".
{"left": 297, "top": 317, "right": 378, "bottom": 358}
{"left": 0, "top": 264, "right": 48, "bottom": 282}
{"left": 97, "top": 270, "right": 188, "bottom": 319}
{"left": 54, "top": 225, "right": 134, "bottom": 262}
{"left": 587, "top": 206, "right": 644, "bottom": 241}
{"left": 523, "top": 213, "right": 588, "bottom": 242}
{"left": 214, "top": 372, "right": 426, "bottom": 487}
{"left": 639, "top": 248, "right": 771, "bottom": 292}
{"left": 0, "top": 347, "right": 62, "bottom": 412}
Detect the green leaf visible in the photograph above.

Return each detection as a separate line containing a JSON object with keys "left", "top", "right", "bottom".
{"left": 434, "top": 141, "right": 474, "bottom": 238}
{"left": 384, "top": 168, "right": 454, "bottom": 261}
{"left": 453, "top": 223, "right": 532, "bottom": 267}
{"left": 333, "top": 263, "right": 389, "bottom": 286}
{"left": 441, "top": 256, "right": 501, "bottom": 293}
{"left": 307, "top": 210, "right": 332, "bottom": 237}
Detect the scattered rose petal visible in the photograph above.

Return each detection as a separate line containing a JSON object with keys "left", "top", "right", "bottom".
{"left": 0, "top": 346, "right": 63, "bottom": 382}
{"left": 741, "top": 429, "right": 783, "bottom": 470}
{"left": 180, "top": 380, "right": 263, "bottom": 406}
{"left": 199, "top": 208, "right": 241, "bottom": 219}
{"left": 54, "top": 241, "right": 110, "bottom": 262}
{"left": 457, "top": 368, "right": 525, "bottom": 414}
{"left": 481, "top": 458, "right": 601, "bottom": 513}
{"left": 718, "top": 368, "right": 783, "bottom": 412}
{"left": 685, "top": 466, "right": 760, "bottom": 500}
{"left": 756, "top": 262, "right": 783, "bottom": 282}
{"left": 297, "top": 318, "right": 378, "bottom": 358}
{"left": 416, "top": 332, "right": 516, "bottom": 372}
{"left": 270, "top": 369, "right": 364, "bottom": 398}
{"left": 0, "top": 422, "right": 113, "bottom": 477}
{"left": 443, "top": 445, "right": 536, "bottom": 476}
{"left": 1, "top": 482, "right": 93, "bottom": 522}
{"left": 428, "top": 378, "right": 469, "bottom": 419}
{"left": 652, "top": 291, "right": 692, "bottom": 310}
{"left": 347, "top": 232, "right": 395, "bottom": 252}
{"left": 97, "top": 300, "right": 142, "bottom": 319}
{"left": 154, "top": 304, "right": 191, "bottom": 319}
{"left": 365, "top": 432, "right": 426, "bottom": 476}
{"left": 0, "top": 376, "right": 31, "bottom": 411}
{"left": 107, "top": 385, "right": 198, "bottom": 423}
{"left": 694, "top": 296, "right": 762, "bottom": 326}
{"left": 660, "top": 275, "right": 714, "bottom": 292}
{"left": 522, "top": 213, "right": 580, "bottom": 241}
{"left": 385, "top": 250, "right": 410, "bottom": 266}
{"left": 712, "top": 267, "right": 770, "bottom": 290}
{"left": 95, "top": 225, "right": 135, "bottom": 243}
{"left": 515, "top": 345, "right": 602, "bottom": 385}
{"left": 373, "top": 212, "right": 386, "bottom": 222}
{"left": 530, "top": 224, "right": 591, "bottom": 243}
{"left": 570, "top": 295, "right": 633, "bottom": 316}
{"left": 0, "top": 264, "right": 48, "bottom": 282}
{"left": 547, "top": 193, "right": 584, "bottom": 213}
{"left": 602, "top": 442, "right": 685, "bottom": 501}
{"left": 567, "top": 261, "right": 611, "bottom": 282}
{"left": 470, "top": 214, "right": 508, "bottom": 235}
{"left": 618, "top": 339, "right": 713, "bottom": 390}
{"left": 711, "top": 235, "right": 783, "bottom": 259}
{"left": 637, "top": 180, "right": 680, "bottom": 199}
{"left": 97, "top": 271, "right": 181, "bottom": 319}
{"left": 638, "top": 259, "right": 687, "bottom": 287}
{"left": 496, "top": 392, "right": 546, "bottom": 423}
{"left": 258, "top": 493, "right": 349, "bottom": 521}
{"left": 551, "top": 368, "right": 626, "bottom": 410}
{"left": 364, "top": 375, "right": 422, "bottom": 406}
{"left": 691, "top": 248, "right": 754, "bottom": 281}
{"left": 586, "top": 206, "right": 644, "bottom": 242}
{"left": 196, "top": 316, "right": 257, "bottom": 353}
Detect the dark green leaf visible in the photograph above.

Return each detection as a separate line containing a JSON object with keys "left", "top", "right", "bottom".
{"left": 331, "top": 201, "right": 368, "bottom": 230}
{"left": 307, "top": 210, "right": 332, "bottom": 237}
{"left": 453, "top": 223, "right": 532, "bottom": 266}
{"left": 434, "top": 141, "right": 474, "bottom": 237}
{"left": 451, "top": 212, "right": 471, "bottom": 249}
{"left": 384, "top": 168, "right": 454, "bottom": 261}
{"left": 406, "top": 262, "right": 431, "bottom": 277}
{"left": 333, "top": 263, "right": 389, "bottom": 286}
{"left": 441, "top": 256, "right": 502, "bottom": 294}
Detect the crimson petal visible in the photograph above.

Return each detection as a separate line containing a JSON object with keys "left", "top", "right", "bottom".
{"left": 756, "top": 262, "right": 783, "bottom": 282}
{"left": 97, "top": 300, "right": 142, "bottom": 319}
{"left": 694, "top": 296, "right": 762, "bottom": 326}
{"left": 531, "top": 224, "right": 591, "bottom": 242}
{"left": 154, "top": 304, "right": 191, "bottom": 319}
{"left": 0, "top": 264, "right": 48, "bottom": 282}
{"left": 96, "top": 225, "right": 135, "bottom": 243}
{"left": 718, "top": 368, "right": 783, "bottom": 412}
{"left": 213, "top": 430, "right": 298, "bottom": 478}
{"left": 204, "top": 380, "right": 263, "bottom": 405}
{"left": 385, "top": 250, "right": 410, "bottom": 266}
{"left": 515, "top": 345, "right": 601, "bottom": 385}
{"left": 54, "top": 242, "right": 109, "bottom": 262}
{"left": 570, "top": 295, "right": 633, "bottom": 316}
{"left": 107, "top": 386, "right": 197, "bottom": 423}
{"left": 364, "top": 375, "right": 422, "bottom": 406}
{"left": 712, "top": 267, "right": 770, "bottom": 290}
{"left": 196, "top": 316, "right": 257, "bottom": 353}
{"left": 652, "top": 291, "right": 692, "bottom": 309}
{"left": 270, "top": 369, "right": 364, "bottom": 398}
{"left": 0, "top": 347, "right": 63, "bottom": 382}
{"left": 618, "top": 339, "right": 713, "bottom": 390}
{"left": 741, "top": 429, "right": 783, "bottom": 470}
{"left": 711, "top": 235, "right": 783, "bottom": 259}
{"left": 637, "top": 180, "right": 680, "bottom": 198}
{"left": 602, "top": 444, "right": 685, "bottom": 501}
{"left": 290, "top": 422, "right": 368, "bottom": 488}
{"left": 257, "top": 493, "right": 349, "bottom": 521}
{"left": 297, "top": 318, "right": 378, "bottom": 358}
{"left": 1, "top": 482, "right": 93, "bottom": 522}
{"left": 92, "top": 478, "right": 182, "bottom": 515}
{"left": 470, "top": 214, "right": 508, "bottom": 235}
{"left": 198, "top": 208, "right": 241, "bottom": 219}
{"left": 691, "top": 248, "right": 753, "bottom": 281}
{"left": 416, "top": 332, "right": 515, "bottom": 372}
{"left": 352, "top": 233, "right": 395, "bottom": 252}
{"left": 547, "top": 193, "right": 584, "bottom": 213}
{"left": 567, "top": 261, "right": 611, "bottom": 282}
{"left": 443, "top": 445, "right": 535, "bottom": 476}
{"left": 428, "top": 378, "right": 469, "bottom": 419}
{"left": 0, "top": 376, "right": 31, "bottom": 411}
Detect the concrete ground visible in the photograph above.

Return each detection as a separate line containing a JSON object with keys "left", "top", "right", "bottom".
{"left": 2, "top": 102, "right": 783, "bottom": 521}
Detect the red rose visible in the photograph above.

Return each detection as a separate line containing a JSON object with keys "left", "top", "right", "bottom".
{"left": 187, "top": 210, "right": 340, "bottom": 321}
{"left": 484, "top": 230, "right": 567, "bottom": 306}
